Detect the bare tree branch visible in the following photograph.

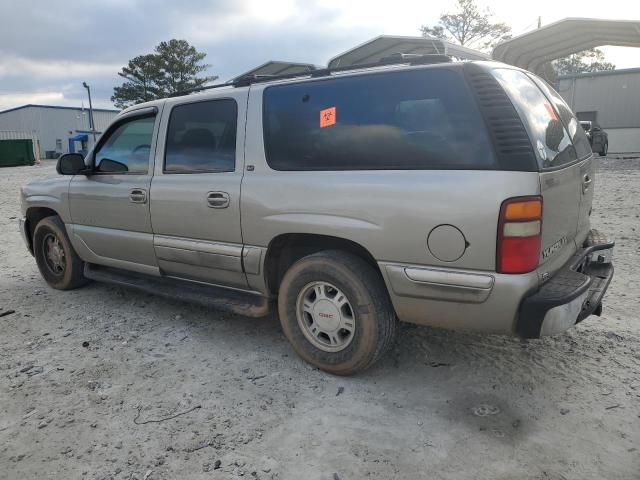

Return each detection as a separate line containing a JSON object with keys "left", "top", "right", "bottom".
{"left": 420, "top": 0, "right": 511, "bottom": 52}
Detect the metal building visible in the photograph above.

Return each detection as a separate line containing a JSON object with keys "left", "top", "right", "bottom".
{"left": 230, "top": 61, "right": 318, "bottom": 83}
{"left": 491, "top": 18, "right": 640, "bottom": 154}
{"left": 557, "top": 68, "right": 640, "bottom": 154}
{"left": 327, "top": 35, "right": 490, "bottom": 68}
{"left": 0, "top": 104, "right": 119, "bottom": 158}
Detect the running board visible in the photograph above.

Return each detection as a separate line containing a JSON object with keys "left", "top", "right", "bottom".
{"left": 84, "top": 264, "right": 271, "bottom": 318}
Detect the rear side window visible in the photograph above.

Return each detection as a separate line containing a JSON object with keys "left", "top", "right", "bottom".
{"left": 263, "top": 68, "right": 496, "bottom": 171}
{"left": 528, "top": 75, "right": 592, "bottom": 159}
{"left": 165, "top": 99, "right": 237, "bottom": 173}
{"left": 492, "top": 69, "right": 577, "bottom": 169}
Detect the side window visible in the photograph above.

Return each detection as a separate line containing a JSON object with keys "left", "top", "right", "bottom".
{"left": 95, "top": 116, "right": 156, "bottom": 173}
{"left": 263, "top": 68, "right": 496, "bottom": 171}
{"left": 492, "top": 69, "right": 577, "bottom": 169}
{"left": 164, "top": 99, "right": 237, "bottom": 173}
{"left": 528, "top": 75, "right": 592, "bottom": 159}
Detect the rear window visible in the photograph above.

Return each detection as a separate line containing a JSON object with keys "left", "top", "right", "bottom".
{"left": 529, "top": 76, "right": 592, "bottom": 159}
{"left": 492, "top": 69, "right": 578, "bottom": 169}
{"left": 263, "top": 68, "right": 496, "bottom": 171}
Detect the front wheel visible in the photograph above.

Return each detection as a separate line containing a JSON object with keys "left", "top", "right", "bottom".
{"left": 277, "top": 250, "right": 397, "bottom": 375}
{"left": 33, "top": 216, "right": 88, "bottom": 290}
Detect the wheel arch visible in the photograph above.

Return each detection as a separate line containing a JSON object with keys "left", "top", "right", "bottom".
{"left": 263, "top": 233, "right": 384, "bottom": 295}
{"left": 25, "top": 206, "right": 61, "bottom": 253}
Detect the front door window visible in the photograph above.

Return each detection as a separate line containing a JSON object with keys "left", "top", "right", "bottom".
{"left": 95, "top": 116, "right": 156, "bottom": 173}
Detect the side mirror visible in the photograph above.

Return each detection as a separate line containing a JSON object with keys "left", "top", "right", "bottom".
{"left": 97, "top": 158, "right": 129, "bottom": 173}
{"left": 56, "top": 153, "right": 89, "bottom": 175}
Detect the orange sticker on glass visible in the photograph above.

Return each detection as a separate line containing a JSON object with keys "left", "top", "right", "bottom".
{"left": 320, "top": 106, "right": 336, "bottom": 128}
{"left": 544, "top": 103, "right": 558, "bottom": 121}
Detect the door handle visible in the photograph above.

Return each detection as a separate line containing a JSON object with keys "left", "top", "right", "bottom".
{"left": 582, "top": 174, "right": 592, "bottom": 193}
{"left": 129, "top": 188, "right": 147, "bottom": 204}
{"left": 206, "top": 191, "right": 230, "bottom": 209}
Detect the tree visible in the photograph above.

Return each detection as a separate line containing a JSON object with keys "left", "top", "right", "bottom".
{"left": 111, "top": 54, "right": 163, "bottom": 109}
{"left": 553, "top": 48, "right": 615, "bottom": 76}
{"left": 111, "top": 39, "right": 217, "bottom": 109}
{"left": 420, "top": 0, "right": 511, "bottom": 51}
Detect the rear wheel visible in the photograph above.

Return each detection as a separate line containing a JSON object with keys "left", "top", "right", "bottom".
{"left": 33, "top": 216, "right": 88, "bottom": 290}
{"left": 277, "top": 250, "right": 397, "bottom": 375}
{"left": 599, "top": 142, "right": 608, "bottom": 157}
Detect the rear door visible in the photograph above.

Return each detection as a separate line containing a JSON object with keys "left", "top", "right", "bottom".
{"left": 149, "top": 92, "right": 248, "bottom": 288}
{"left": 492, "top": 69, "right": 583, "bottom": 273}
{"left": 530, "top": 76, "right": 595, "bottom": 245}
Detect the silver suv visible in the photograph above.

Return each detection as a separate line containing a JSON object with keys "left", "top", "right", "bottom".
{"left": 19, "top": 58, "right": 614, "bottom": 375}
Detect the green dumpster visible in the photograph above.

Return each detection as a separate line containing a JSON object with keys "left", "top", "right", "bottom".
{"left": 0, "top": 139, "right": 36, "bottom": 167}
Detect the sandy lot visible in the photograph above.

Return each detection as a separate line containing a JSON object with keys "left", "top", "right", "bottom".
{"left": 1, "top": 159, "right": 639, "bottom": 480}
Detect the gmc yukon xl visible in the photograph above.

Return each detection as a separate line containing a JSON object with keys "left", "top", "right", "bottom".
{"left": 19, "top": 57, "right": 614, "bottom": 375}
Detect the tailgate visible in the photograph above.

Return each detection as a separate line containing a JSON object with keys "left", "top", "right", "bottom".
{"left": 538, "top": 164, "right": 581, "bottom": 269}
{"left": 491, "top": 68, "right": 594, "bottom": 276}
{"left": 577, "top": 157, "right": 595, "bottom": 245}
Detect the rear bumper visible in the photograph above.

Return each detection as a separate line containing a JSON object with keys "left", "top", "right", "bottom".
{"left": 517, "top": 240, "right": 614, "bottom": 338}
{"left": 380, "top": 262, "right": 538, "bottom": 333}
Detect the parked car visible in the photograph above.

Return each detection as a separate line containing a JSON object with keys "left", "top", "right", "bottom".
{"left": 19, "top": 57, "right": 614, "bottom": 375}
{"left": 580, "top": 120, "right": 608, "bottom": 156}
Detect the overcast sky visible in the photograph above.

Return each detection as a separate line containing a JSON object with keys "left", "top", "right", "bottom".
{"left": 1, "top": 0, "right": 639, "bottom": 111}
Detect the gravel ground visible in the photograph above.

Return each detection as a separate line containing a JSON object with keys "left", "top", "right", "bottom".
{"left": 1, "top": 159, "right": 639, "bottom": 480}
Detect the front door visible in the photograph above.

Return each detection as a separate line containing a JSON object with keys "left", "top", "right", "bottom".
{"left": 68, "top": 107, "right": 161, "bottom": 274}
{"left": 149, "top": 93, "right": 248, "bottom": 288}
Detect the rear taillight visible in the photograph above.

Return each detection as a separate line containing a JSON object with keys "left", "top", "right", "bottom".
{"left": 497, "top": 196, "right": 542, "bottom": 274}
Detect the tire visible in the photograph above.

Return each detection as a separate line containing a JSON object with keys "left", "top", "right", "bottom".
{"left": 585, "top": 229, "right": 609, "bottom": 247}
{"left": 33, "top": 216, "right": 88, "bottom": 290}
{"left": 599, "top": 142, "right": 608, "bottom": 157}
{"left": 277, "top": 250, "right": 397, "bottom": 375}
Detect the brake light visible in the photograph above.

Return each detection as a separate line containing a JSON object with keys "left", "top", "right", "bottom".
{"left": 497, "top": 196, "right": 542, "bottom": 274}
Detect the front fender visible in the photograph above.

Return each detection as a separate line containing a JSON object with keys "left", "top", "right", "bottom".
{"left": 21, "top": 176, "right": 72, "bottom": 222}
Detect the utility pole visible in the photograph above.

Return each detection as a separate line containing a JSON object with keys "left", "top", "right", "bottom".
{"left": 82, "top": 82, "right": 97, "bottom": 144}
{"left": 538, "top": 16, "right": 542, "bottom": 28}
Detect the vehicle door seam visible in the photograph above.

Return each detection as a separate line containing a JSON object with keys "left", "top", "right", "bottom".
{"left": 239, "top": 86, "right": 252, "bottom": 274}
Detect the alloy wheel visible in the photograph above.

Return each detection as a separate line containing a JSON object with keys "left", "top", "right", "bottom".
{"left": 296, "top": 281, "right": 356, "bottom": 352}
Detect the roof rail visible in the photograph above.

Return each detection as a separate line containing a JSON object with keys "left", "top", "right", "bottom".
{"left": 232, "top": 53, "right": 454, "bottom": 87}
{"left": 170, "top": 53, "right": 454, "bottom": 96}
{"left": 378, "top": 53, "right": 452, "bottom": 65}
{"left": 168, "top": 82, "right": 232, "bottom": 97}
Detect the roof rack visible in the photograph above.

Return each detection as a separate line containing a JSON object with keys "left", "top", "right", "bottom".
{"left": 377, "top": 53, "right": 451, "bottom": 65}
{"left": 229, "top": 61, "right": 318, "bottom": 84}
{"left": 168, "top": 82, "right": 232, "bottom": 97}
{"left": 233, "top": 54, "right": 452, "bottom": 87}
{"left": 170, "top": 53, "right": 453, "bottom": 97}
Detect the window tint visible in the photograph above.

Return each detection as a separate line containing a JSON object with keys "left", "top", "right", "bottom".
{"left": 492, "top": 69, "right": 577, "bottom": 169}
{"left": 263, "top": 68, "right": 496, "bottom": 171}
{"left": 95, "top": 116, "right": 155, "bottom": 173}
{"left": 165, "top": 99, "right": 237, "bottom": 173}
{"left": 528, "top": 75, "right": 592, "bottom": 159}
